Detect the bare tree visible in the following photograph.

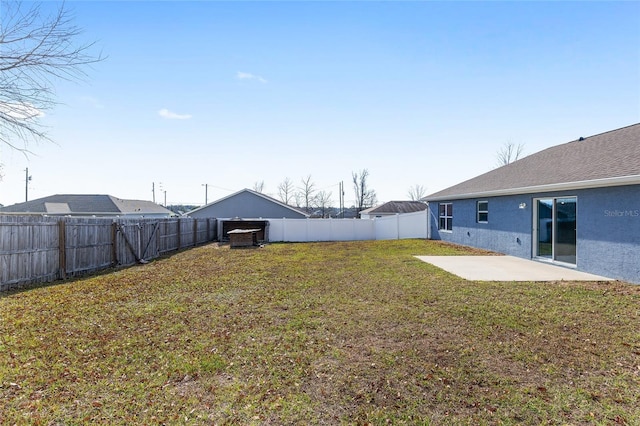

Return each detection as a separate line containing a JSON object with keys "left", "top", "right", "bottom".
{"left": 315, "top": 190, "right": 332, "bottom": 218}
{"left": 407, "top": 184, "right": 427, "bottom": 201}
{"left": 293, "top": 191, "right": 303, "bottom": 208}
{"left": 277, "top": 177, "right": 295, "bottom": 204}
{"left": 352, "top": 169, "right": 377, "bottom": 213}
{"left": 1, "top": 1, "right": 103, "bottom": 152}
{"left": 252, "top": 180, "right": 265, "bottom": 193}
{"left": 496, "top": 141, "right": 525, "bottom": 167}
{"left": 298, "top": 175, "right": 316, "bottom": 213}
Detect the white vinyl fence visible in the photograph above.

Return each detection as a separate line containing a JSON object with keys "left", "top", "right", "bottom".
{"left": 267, "top": 210, "right": 428, "bottom": 242}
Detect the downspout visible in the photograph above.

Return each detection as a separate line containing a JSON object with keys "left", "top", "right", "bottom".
{"left": 426, "top": 202, "right": 431, "bottom": 240}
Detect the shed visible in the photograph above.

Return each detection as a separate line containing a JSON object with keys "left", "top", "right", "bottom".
{"left": 221, "top": 219, "right": 269, "bottom": 242}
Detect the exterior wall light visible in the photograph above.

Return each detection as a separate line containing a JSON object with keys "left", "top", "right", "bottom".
{"left": 519, "top": 202, "right": 527, "bottom": 209}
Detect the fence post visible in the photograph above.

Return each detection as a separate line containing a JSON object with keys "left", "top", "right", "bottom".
{"left": 177, "top": 219, "right": 181, "bottom": 250}
{"left": 156, "top": 221, "right": 161, "bottom": 255}
{"left": 111, "top": 222, "right": 118, "bottom": 266}
{"left": 282, "top": 218, "right": 286, "bottom": 242}
{"left": 329, "top": 217, "right": 333, "bottom": 241}
{"left": 193, "top": 219, "right": 198, "bottom": 246}
{"left": 425, "top": 207, "right": 431, "bottom": 240}
{"left": 137, "top": 223, "right": 143, "bottom": 261}
{"left": 58, "top": 220, "right": 67, "bottom": 280}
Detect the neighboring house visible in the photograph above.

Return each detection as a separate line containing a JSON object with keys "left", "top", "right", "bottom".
{"left": 360, "top": 201, "right": 427, "bottom": 219}
{"left": 0, "top": 194, "right": 174, "bottom": 218}
{"left": 186, "top": 188, "right": 309, "bottom": 219}
{"left": 310, "top": 206, "right": 360, "bottom": 219}
{"left": 424, "top": 123, "right": 640, "bottom": 284}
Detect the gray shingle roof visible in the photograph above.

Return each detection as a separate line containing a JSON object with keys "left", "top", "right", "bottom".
{"left": 360, "top": 201, "right": 428, "bottom": 215}
{"left": 425, "top": 123, "right": 640, "bottom": 201}
{"left": 0, "top": 194, "right": 172, "bottom": 215}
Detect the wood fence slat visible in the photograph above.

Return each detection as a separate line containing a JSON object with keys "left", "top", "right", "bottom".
{"left": 59, "top": 220, "right": 67, "bottom": 280}
{"left": 1, "top": 216, "right": 217, "bottom": 291}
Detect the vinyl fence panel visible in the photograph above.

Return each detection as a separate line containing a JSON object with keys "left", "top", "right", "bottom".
{"left": 374, "top": 210, "right": 429, "bottom": 240}
{"left": 398, "top": 210, "right": 429, "bottom": 239}
{"left": 267, "top": 212, "right": 427, "bottom": 243}
{"left": 268, "top": 218, "right": 376, "bottom": 242}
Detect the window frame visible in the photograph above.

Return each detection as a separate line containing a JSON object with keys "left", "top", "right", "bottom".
{"left": 477, "top": 200, "right": 489, "bottom": 223}
{"left": 438, "top": 202, "right": 453, "bottom": 231}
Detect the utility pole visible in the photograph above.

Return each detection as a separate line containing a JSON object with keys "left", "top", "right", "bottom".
{"left": 338, "top": 181, "right": 341, "bottom": 218}
{"left": 25, "top": 168, "right": 32, "bottom": 202}
{"left": 202, "top": 183, "right": 208, "bottom": 205}
{"left": 338, "top": 181, "right": 344, "bottom": 219}
{"left": 158, "top": 182, "right": 165, "bottom": 206}
{"left": 152, "top": 182, "right": 156, "bottom": 203}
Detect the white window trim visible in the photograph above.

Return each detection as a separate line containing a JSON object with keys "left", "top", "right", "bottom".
{"left": 439, "top": 202, "right": 453, "bottom": 232}
{"left": 477, "top": 200, "right": 488, "bottom": 223}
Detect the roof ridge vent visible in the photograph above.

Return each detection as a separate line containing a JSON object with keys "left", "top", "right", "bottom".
{"left": 578, "top": 136, "right": 585, "bottom": 141}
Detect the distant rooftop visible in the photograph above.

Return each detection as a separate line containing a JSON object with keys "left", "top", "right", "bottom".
{"left": 360, "top": 200, "right": 428, "bottom": 215}
{"left": 0, "top": 194, "right": 173, "bottom": 216}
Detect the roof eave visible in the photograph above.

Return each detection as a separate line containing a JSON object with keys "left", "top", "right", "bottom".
{"left": 424, "top": 175, "right": 640, "bottom": 201}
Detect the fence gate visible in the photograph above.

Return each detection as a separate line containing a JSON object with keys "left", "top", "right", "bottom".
{"left": 113, "top": 221, "right": 160, "bottom": 265}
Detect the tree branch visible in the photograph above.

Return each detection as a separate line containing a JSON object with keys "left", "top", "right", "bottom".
{"left": 0, "top": 1, "right": 104, "bottom": 153}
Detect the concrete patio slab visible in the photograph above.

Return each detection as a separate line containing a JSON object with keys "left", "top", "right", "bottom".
{"left": 414, "top": 255, "right": 614, "bottom": 282}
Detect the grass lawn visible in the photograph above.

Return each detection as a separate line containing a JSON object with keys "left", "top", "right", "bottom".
{"left": 1, "top": 240, "right": 639, "bottom": 425}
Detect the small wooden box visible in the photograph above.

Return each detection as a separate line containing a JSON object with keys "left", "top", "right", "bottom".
{"left": 228, "top": 229, "right": 260, "bottom": 248}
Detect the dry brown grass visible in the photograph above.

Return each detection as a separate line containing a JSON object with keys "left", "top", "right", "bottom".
{"left": 1, "top": 240, "right": 639, "bottom": 425}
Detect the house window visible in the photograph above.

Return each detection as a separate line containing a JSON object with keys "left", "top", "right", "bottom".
{"left": 439, "top": 203, "right": 453, "bottom": 231}
{"left": 477, "top": 201, "right": 488, "bottom": 223}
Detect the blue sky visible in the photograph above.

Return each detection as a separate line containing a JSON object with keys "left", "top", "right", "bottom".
{"left": 1, "top": 1, "right": 639, "bottom": 207}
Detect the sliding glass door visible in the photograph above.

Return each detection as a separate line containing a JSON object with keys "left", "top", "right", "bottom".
{"left": 535, "top": 197, "right": 577, "bottom": 265}
{"left": 536, "top": 199, "right": 554, "bottom": 260}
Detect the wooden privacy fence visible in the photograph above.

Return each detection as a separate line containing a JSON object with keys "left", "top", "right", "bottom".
{"left": 0, "top": 216, "right": 217, "bottom": 292}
